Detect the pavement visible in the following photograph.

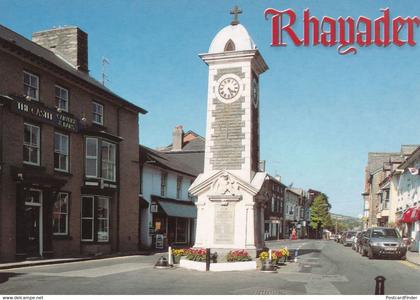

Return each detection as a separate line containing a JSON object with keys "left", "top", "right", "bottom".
{"left": 406, "top": 250, "right": 420, "bottom": 266}
{"left": 0, "top": 250, "right": 161, "bottom": 270}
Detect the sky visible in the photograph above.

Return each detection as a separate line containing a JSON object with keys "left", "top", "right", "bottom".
{"left": 1, "top": 0, "right": 419, "bottom": 217}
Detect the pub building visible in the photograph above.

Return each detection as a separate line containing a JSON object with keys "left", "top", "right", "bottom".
{"left": 0, "top": 24, "right": 147, "bottom": 262}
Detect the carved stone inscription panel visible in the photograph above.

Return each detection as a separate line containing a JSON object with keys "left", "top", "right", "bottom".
{"left": 214, "top": 204, "right": 235, "bottom": 244}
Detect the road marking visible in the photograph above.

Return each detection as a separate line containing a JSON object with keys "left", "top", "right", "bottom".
{"left": 400, "top": 260, "right": 419, "bottom": 269}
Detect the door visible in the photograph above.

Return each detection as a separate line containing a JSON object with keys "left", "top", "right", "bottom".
{"left": 24, "top": 206, "right": 40, "bottom": 256}
{"left": 24, "top": 190, "right": 43, "bottom": 257}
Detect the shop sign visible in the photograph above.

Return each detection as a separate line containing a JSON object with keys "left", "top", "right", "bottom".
{"left": 12, "top": 99, "right": 79, "bottom": 132}
{"left": 155, "top": 234, "right": 164, "bottom": 249}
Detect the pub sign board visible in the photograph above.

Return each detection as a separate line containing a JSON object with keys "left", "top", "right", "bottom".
{"left": 11, "top": 98, "right": 79, "bottom": 132}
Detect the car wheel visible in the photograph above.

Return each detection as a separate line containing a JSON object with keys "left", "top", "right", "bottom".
{"left": 400, "top": 255, "right": 407, "bottom": 260}
{"left": 361, "top": 247, "right": 366, "bottom": 256}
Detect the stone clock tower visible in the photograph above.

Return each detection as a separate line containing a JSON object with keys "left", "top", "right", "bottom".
{"left": 189, "top": 7, "right": 268, "bottom": 259}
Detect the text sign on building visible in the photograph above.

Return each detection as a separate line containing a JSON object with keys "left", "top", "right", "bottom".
{"left": 214, "top": 204, "right": 235, "bottom": 244}
{"left": 12, "top": 99, "right": 79, "bottom": 132}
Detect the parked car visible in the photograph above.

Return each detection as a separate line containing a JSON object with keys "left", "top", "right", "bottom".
{"left": 342, "top": 231, "right": 356, "bottom": 246}
{"left": 330, "top": 234, "right": 336, "bottom": 240}
{"left": 351, "top": 231, "right": 362, "bottom": 251}
{"left": 361, "top": 227, "right": 407, "bottom": 260}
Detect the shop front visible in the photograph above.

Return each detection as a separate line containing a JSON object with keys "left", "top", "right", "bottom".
{"left": 264, "top": 218, "right": 282, "bottom": 240}
{"left": 150, "top": 196, "right": 196, "bottom": 249}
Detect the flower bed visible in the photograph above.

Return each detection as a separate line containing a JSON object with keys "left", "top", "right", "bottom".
{"left": 226, "top": 249, "right": 252, "bottom": 262}
{"left": 185, "top": 248, "right": 207, "bottom": 262}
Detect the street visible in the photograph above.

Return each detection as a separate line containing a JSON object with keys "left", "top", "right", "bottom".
{"left": 0, "top": 240, "right": 419, "bottom": 295}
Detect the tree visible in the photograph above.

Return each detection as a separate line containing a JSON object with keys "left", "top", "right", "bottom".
{"left": 310, "top": 193, "right": 331, "bottom": 238}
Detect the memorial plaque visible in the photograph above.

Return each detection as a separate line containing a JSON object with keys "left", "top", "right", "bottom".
{"left": 214, "top": 204, "right": 235, "bottom": 244}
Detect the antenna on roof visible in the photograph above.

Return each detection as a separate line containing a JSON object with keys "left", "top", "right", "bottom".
{"left": 101, "top": 56, "right": 110, "bottom": 86}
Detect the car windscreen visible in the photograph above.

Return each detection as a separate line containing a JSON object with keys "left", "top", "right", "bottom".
{"left": 371, "top": 229, "right": 400, "bottom": 238}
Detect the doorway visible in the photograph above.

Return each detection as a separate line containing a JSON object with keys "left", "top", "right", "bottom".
{"left": 24, "top": 189, "right": 43, "bottom": 257}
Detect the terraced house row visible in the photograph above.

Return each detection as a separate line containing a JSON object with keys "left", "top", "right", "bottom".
{"left": 362, "top": 145, "right": 420, "bottom": 244}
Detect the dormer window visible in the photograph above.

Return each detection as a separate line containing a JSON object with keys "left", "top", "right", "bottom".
{"left": 224, "top": 39, "right": 236, "bottom": 51}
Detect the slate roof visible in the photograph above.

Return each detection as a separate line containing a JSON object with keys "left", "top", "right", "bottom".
{"left": 0, "top": 24, "right": 147, "bottom": 114}
{"left": 140, "top": 144, "right": 204, "bottom": 177}
{"left": 366, "top": 152, "right": 399, "bottom": 174}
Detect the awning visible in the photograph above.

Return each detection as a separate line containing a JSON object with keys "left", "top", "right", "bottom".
{"left": 401, "top": 207, "right": 415, "bottom": 223}
{"left": 158, "top": 200, "right": 197, "bottom": 218}
{"left": 415, "top": 208, "right": 420, "bottom": 222}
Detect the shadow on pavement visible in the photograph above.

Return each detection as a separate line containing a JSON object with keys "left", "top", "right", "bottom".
{"left": 288, "top": 248, "right": 321, "bottom": 260}
{"left": 0, "top": 272, "right": 21, "bottom": 284}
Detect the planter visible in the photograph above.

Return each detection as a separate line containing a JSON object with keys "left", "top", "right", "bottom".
{"left": 172, "top": 255, "right": 182, "bottom": 264}
{"left": 275, "top": 256, "right": 287, "bottom": 265}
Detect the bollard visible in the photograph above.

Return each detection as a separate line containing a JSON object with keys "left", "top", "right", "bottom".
{"left": 269, "top": 249, "right": 272, "bottom": 261}
{"left": 374, "top": 276, "right": 386, "bottom": 295}
{"left": 205, "top": 248, "right": 211, "bottom": 271}
{"left": 168, "top": 246, "right": 172, "bottom": 265}
{"left": 294, "top": 249, "right": 298, "bottom": 262}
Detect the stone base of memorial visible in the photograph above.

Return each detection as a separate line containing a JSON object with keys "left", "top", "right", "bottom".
{"left": 179, "top": 258, "right": 256, "bottom": 272}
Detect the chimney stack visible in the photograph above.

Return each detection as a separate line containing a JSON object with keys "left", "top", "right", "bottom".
{"left": 172, "top": 125, "right": 184, "bottom": 151}
{"left": 32, "top": 26, "right": 89, "bottom": 73}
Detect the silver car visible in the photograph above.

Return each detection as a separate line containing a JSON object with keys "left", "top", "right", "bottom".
{"left": 342, "top": 231, "right": 356, "bottom": 246}
{"left": 361, "top": 227, "right": 407, "bottom": 260}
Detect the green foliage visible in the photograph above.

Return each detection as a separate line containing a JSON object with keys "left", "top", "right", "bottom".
{"left": 310, "top": 193, "right": 330, "bottom": 230}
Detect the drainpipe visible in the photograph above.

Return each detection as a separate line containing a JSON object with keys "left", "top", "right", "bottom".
{"left": 0, "top": 102, "right": 3, "bottom": 176}
{"left": 116, "top": 105, "right": 122, "bottom": 252}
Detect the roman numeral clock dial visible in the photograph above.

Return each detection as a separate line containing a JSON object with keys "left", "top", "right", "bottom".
{"left": 218, "top": 78, "right": 239, "bottom": 99}
{"left": 215, "top": 74, "right": 243, "bottom": 104}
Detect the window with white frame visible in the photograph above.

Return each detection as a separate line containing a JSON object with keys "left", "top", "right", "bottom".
{"left": 176, "top": 176, "right": 183, "bottom": 199}
{"left": 81, "top": 196, "right": 110, "bottom": 242}
{"left": 23, "top": 71, "right": 39, "bottom": 101}
{"left": 85, "top": 137, "right": 98, "bottom": 177}
{"left": 53, "top": 192, "right": 69, "bottom": 235}
{"left": 92, "top": 102, "right": 104, "bottom": 125}
{"left": 161, "top": 171, "right": 168, "bottom": 197}
{"left": 85, "top": 138, "right": 117, "bottom": 181}
{"left": 81, "top": 196, "right": 94, "bottom": 241}
{"left": 101, "top": 141, "right": 116, "bottom": 181}
{"left": 54, "top": 132, "right": 69, "bottom": 172}
{"left": 23, "top": 123, "right": 40, "bottom": 165}
{"left": 55, "top": 85, "right": 69, "bottom": 112}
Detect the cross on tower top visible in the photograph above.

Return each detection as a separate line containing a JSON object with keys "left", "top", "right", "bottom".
{"left": 230, "top": 5, "right": 242, "bottom": 26}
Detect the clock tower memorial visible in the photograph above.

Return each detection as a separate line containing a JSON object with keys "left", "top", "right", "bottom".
{"left": 189, "top": 7, "right": 269, "bottom": 261}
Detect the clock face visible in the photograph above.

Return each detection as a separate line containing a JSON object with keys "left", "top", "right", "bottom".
{"left": 218, "top": 77, "right": 240, "bottom": 100}
{"left": 252, "top": 78, "right": 259, "bottom": 108}
{"left": 215, "top": 74, "right": 243, "bottom": 104}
